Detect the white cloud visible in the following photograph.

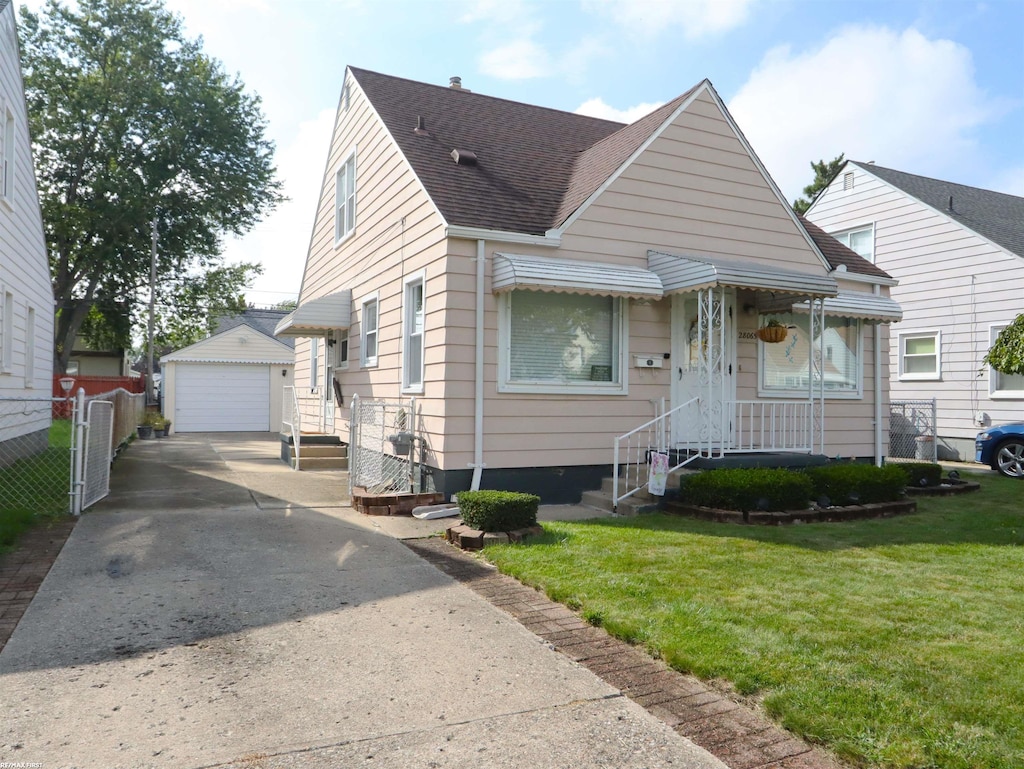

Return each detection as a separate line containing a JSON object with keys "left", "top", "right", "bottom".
{"left": 480, "top": 39, "right": 552, "bottom": 80}
{"left": 583, "top": 0, "right": 758, "bottom": 39}
{"left": 728, "top": 25, "right": 1007, "bottom": 202}
{"left": 222, "top": 107, "right": 338, "bottom": 304}
{"left": 575, "top": 97, "right": 664, "bottom": 124}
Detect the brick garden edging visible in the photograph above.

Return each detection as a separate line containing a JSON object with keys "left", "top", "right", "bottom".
{"left": 350, "top": 489, "right": 444, "bottom": 516}
{"left": 664, "top": 499, "right": 917, "bottom": 524}
{"left": 406, "top": 537, "right": 848, "bottom": 769}
{"left": 445, "top": 521, "right": 544, "bottom": 550}
{"left": 0, "top": 517, "right": 77, "bottom": 653}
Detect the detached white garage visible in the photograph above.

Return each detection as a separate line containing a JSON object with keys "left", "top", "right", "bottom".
{"left": 161, "top": 324, "right": 294, "bottom": 433}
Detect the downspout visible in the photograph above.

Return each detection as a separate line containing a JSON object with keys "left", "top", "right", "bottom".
{"left": 873, "top": 284, "right": 883, "bottom": 466}
{"left": 469, "top": 239, "right": 486, "bottom": 491}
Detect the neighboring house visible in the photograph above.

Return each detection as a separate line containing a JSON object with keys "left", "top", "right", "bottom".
{"left": 278, "top": 68, "right": 902, "bottom": 502}
{"left": 806, "top": 161, "right": 1024, "bottom": 460}
{"left": 0, "top": 0, "right": 54, "bottom": 464}
{"left": 161, "top": 309, "right": 294, "bottom": 433}
{"left": 66, "top": 334, "right": 131, "bottom": 377}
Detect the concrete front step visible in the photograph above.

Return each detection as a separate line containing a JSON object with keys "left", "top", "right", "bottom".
{"left": 580, "top": 489, "right": 658, "bottom": 517}
{"left": 292, "top": 445, "right": 349, "bottom": 459}
{"left": 297, "top": 456, "right": 349, "bottom": 471}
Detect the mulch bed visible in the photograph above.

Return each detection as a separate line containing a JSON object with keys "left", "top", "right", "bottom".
{"left": 0, "top": 517, "right": 77, "bottom": 653}
{"left": 406, "top": 537, "right": 849, "bottom": 769}
{"left": 663, "top": 498, "right": 917, "bottom": 524}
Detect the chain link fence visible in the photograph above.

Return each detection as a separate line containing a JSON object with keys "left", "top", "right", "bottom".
{"left": 349, "top": 395, "right": 431, "bottom": 495}
{"left": 889, "top": 398, "right": 938, "bottom": 463}
{"left": 1, "top": 389, "right": 145, "bottom": 519}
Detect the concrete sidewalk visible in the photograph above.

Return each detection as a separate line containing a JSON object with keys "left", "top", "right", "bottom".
{"left": 0, "top": 433, "right": 724, "bottom": 769}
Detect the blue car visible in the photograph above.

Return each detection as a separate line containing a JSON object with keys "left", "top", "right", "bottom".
{"left": 976, "top": 423, "right": 1024, "bottom": 478}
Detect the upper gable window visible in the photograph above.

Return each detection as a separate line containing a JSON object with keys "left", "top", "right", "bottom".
{"left": 334, "top": 150, "right": 356, "bottom": 244}
{"left": 1, "top": 105, "right": 14, "bottom": 203}
{"left": 832, "top": 225, "right": 874, "bottom": 262}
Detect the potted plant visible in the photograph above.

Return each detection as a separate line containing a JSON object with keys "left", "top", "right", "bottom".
{"left": 141, "top": 412, "right": 169, "bottom": 438}
{"left": 757, "top": 319, "right": 788, "bottom": 343}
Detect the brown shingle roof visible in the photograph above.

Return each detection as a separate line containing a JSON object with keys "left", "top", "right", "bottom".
{"left": 798, "top": 215, "right": 893, "bottom": 280}
{"left": 351, "top": 67, "right": 626, "bottom": 235}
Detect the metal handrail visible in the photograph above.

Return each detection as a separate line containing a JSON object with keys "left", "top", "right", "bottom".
{"left": 282, "top": 385, "right": 302, "bottom": 470}
{"left": 612, "top": 397, "right": 700, "bottom": 512}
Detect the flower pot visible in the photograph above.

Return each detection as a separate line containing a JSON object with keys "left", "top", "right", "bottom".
{"left": 757, "top": 325, "right": 788, "bottom": 343}
{"left": 154, "top": 428, "right": 166, "bottom": 438}
{"left": 137, "top": 425, "right": 153, "bottom": 439}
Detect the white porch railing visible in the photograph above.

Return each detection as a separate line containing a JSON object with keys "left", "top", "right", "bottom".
{"left": 282, "top": 385, "right": 302, "bottom": 470}
{"left": 613, "top": 397, "right": 700, "bottom": 511}
{"left": 728, "top": 400, "right": 813, "bottom": 453}
{"left": 612, "top": 397, "right": 815, "bottom": 511}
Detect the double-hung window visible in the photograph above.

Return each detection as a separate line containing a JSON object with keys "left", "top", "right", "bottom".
{"left": 832, "top": 225, "right": 874, "bottom": 262}
{"left": 0, "top": 288, "right": 9, "bottom": 373}
{"left": 760, "top": 312, "right": 862, "bottom": 397}
{"left": 334, "top": 329, "right": 349, "bottom": 370}
{"left": 402, "top": 274, "right": 425, "bottom": 392}
{"left": 989, "top": 324, "right": 1024, "bottom": 398}
{"left": 899, "top": 331, "right": 940, "bottom": 380}
{"left": 25, "top": 306, "right": 35, "bottom": 385}
{"left": 499, "top": 290, "right": 626, "bottom": 394}
{"left": 334, "top": 149, "right": 356, "bottom": 243}
{"left": 361, "top": 294, "right": 378, "bottom": 367}
{"left": 310, "top": 337, "right": 320, "bottom": 390}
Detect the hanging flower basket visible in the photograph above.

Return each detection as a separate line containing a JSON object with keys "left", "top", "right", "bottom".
{"left": 757, "top": 324, "right": 788, "bottom": 343}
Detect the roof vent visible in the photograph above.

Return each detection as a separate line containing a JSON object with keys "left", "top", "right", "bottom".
{"left": 948, "top": 195, "right": 954, "bottom": 212}
{"left": 413, "top": 116, "right": 429, "bottom": 136}
{"left": 451, "top": 149, "right": 477, "bottom": 166}
{"left": 449, "top": 76, "right": 462, "bottom": 89}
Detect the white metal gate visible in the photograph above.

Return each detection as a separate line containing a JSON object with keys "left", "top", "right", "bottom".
{"left": 348, "top": 395, "right": 424, "bottom": 495}
{"left": 80, "top": 400, "right": 114, "bottom": 509}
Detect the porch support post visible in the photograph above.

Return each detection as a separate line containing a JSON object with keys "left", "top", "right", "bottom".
{"left": 718, "top": 285, "right": 727, "bottom": 457}
{"left": 818, "top": 297, "right": 826, "bottom": 453}
{"left": 697, "top": 287, "right": 707, "bottom": 456}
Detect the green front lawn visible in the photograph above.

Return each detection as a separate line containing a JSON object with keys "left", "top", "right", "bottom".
{"left": 0, "top": 420, "right": 73, "bottom": 551}
{"left": 485, "top": 475, "right": 1024, "bottom": 769}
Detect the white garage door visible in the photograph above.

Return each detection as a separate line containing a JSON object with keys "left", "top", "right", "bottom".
{"left": 175, "top": 363, "right": 270, "bottom": 432}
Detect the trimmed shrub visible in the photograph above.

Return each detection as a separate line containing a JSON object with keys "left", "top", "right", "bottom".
{"left": 457, "top": 490, "right": 539, "bottom": 532}
{"left": 681, "top": 468, "right": 813, "bottom": 512}
{"left": 898, "top": 462, "right": 944, "bottom": 488}
{"left": 805, "top": 463, "right": 907, "bottom": 505}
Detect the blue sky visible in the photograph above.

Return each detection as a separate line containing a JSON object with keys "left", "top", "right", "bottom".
{"left": 20, "top": 0, "right": 1024, "bottom": 304}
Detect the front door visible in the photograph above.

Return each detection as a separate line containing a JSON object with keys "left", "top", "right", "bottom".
{"left": 670, "top": 289, "right": 736, "bottom": 450}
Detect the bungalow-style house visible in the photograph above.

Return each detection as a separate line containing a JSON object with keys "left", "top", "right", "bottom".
{"left": 162, "top": 309, "right": 295, "bottom": 433}
{"left": 277, "top": 68, "right": 902, "bottom": 503}
{"left": 805, "top": 161, "right": 1024, "bottom": 460}
{"left": 66, "top": 334, "right": 132, "bottom": 377}
{"left": 0, "top": 0, "right": 54, "bottom": 464}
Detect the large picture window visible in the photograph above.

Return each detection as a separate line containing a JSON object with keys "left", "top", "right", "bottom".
{"left": 760, "top": 312, "right": 861, "bottom": 397}
{"left": 500, "top": 290, "right": 625, "bottom": 394}
{"left": 989, "top": 324, "right": 1024, "bottom": 399}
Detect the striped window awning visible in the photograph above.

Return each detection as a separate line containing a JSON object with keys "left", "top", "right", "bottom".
{"left": 274, "top": 290, "right": 352, "bottom": 337}
{"left": 793, "top": 292, "right": 903, "bottom": 323}
{"left": 492, "top": 253, "right": 664, "bottom": 299}
{"left": 648, "top": 250, "right": 838, "bottom": 298}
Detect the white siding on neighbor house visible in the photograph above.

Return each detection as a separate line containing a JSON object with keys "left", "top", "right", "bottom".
{"left": 807, "top": 164, "right": 1024, "bottom": 450}
{"left": 0, "top": 3, "right": 53, "bottom": 445}
{"left": 295, "top": 69, "right": 447, "bottom": 441}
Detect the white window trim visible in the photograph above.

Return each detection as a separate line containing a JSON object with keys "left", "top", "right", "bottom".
{"left": 310, "top": 337, "right": 320, "bottom": 391}
{"left": 1, "top": 103, "right": 14, "bottom": 208}
{"left": 757, "top": 315, "right": 864, "bottom": 400}
{"left": 988, "top": 323, "right": 1024, "bottom": 399}
{"left": 497, "top": 291, "right": 629, "bottom": 396}
{"left": 25, "top": 305, "right": 35, "bottom": 386}
{"left": 0, "top": 288, "right": 12, "bottom": 374}
{"left": 401, "top": 270, "right": 426, "bottom": 394}
{"left": 898, "top": 329, "right": 941, "bottom": 381}
{"left": 333, "top": 146, "right": 357, "bottom": 247}
{"left": 360, "top": 292, "right": 379, "bottom": 369}
{"left": 830, "top": 222, "right": 875, "bottom": 263}
{"left": 334, "top": 328, "right": 349, "bottom": 371}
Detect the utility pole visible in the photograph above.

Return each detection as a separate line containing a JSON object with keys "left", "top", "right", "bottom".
{"left": 147, "top": 214, "right": 157, "bottom": 404}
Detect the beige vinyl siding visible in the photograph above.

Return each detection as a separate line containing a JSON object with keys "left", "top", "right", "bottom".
{"left": 0, "top": 2, "right": 53, "bottom": 439}
{"left": 807, "top": 165, "right": 1024, "bottom": 445}
{"left": 297, "top": 70, "right": 448, "bottom": 446}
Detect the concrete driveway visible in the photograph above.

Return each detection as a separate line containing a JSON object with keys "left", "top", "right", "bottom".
{"left": 0, "top": 433, "right": 724, "bottom": 769}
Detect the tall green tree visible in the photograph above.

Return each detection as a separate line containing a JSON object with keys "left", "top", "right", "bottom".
{"left": 792, "top": 154, "right": 845, "bottom": 214}
{"left": 984, "top": 314, "right": 1024, "bottom": 375}
{"left": 20, "top": 0, "right": 283, "bottom": 372}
